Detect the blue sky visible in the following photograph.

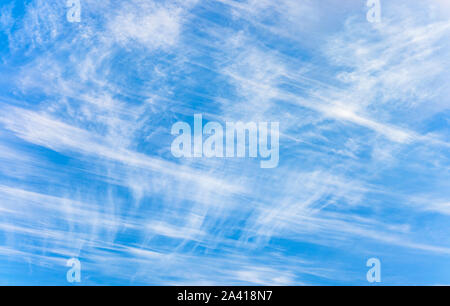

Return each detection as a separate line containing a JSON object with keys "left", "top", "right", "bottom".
{"left": 0, "top": 0, "right": 449, "bottom": 285}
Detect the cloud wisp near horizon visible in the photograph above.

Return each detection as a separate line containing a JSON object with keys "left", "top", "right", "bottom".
{"left": 0, "top": 0, "right": 449, "bottom": 285}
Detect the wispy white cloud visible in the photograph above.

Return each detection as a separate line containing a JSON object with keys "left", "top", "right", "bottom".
{"left": 0, "top": 0, "right": 449, "bottom": 285}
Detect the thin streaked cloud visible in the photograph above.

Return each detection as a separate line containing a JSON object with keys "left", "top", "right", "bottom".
{"left": 0, "top": 0, "right": 449, "bottom": 285}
